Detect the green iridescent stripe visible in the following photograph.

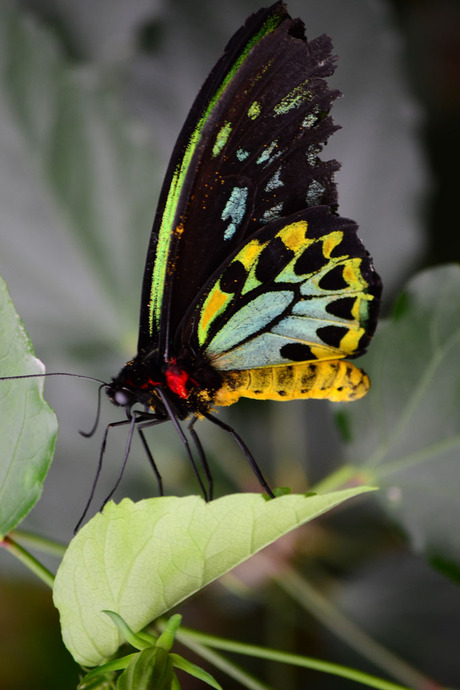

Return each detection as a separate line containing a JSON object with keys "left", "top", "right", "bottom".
{"left": 148, "top": 10, "right": 284, "bottom": 336}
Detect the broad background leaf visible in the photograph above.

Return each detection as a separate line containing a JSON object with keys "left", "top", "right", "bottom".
{"left": 53, "top": 489, "right": 374, "bottom": 666}
{"left": 0, "top": 276, "right": 57, "bottom": 537}
{"left": 339, "top": 265, "right": 460, "bottom": 574}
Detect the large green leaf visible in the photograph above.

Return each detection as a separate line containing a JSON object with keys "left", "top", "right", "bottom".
{"left": 338, "top": 265, "right": 460, "bottom": 575}
{"left": 53, "top": 489, "right": 374, "bottom": 666}
{"left": 0, "top": 276, "right": 57, "bottom": 537}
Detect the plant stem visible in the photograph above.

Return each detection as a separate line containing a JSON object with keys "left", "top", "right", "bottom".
{"left": 177, "top": 626, "right": 410, "bottom": 690}
{"left": 0, "top": 536, "right": 55, "bottom": 588}
{"left": 311, "top": 464, "right": 372, "bottom": 493}
{"left": 11, "top": 528, "right": 66, "bottom": 557}
{"left": 174, "top": 629, "right": 271, "bottom": 690}
{"left": 278, "top": 567, "right": 441, "bottom": 690}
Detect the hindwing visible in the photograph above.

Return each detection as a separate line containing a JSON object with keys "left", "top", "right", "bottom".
{"left": 190, "top": 207, "right": 379, "bottom": 371}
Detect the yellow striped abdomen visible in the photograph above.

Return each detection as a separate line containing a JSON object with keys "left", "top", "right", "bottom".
{"left": 214, "top": 360, "right": 370, "bottom": 406}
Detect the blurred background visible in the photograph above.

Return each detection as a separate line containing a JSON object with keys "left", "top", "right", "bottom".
{"left": 0, "top": 0, "right": 459, "bottom": 687}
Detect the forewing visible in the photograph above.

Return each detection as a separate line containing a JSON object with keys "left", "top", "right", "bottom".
{"left": 138, "top": 2, "right": 342, "bottom": 354}
{"left": 191, "top": 207, "right": 381, "bottom": 371}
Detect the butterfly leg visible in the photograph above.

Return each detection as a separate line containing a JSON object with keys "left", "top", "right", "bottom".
{"left": 75, "top": 416, "right": 134, "bottom": 531}
{"left": 188, "top": 416, "right": 214, "bottom": 500}
{"left": 156, "top": 389, "right": 210, "bottom": 500}
{"left": 137, "top": 426, "right": 164, "bottom": 495}
{"left": 99, "top": 411, "right": 142, "bottom": 511}
{"left": 203, "top": 411, "right": 275, "bottom": 498}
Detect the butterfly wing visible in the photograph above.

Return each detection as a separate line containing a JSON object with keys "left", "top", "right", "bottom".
{"left": 188, "top": 206, "right": 380, "bottom": 373}
{"left": 138, "top": 2, "right": 342, "bottom": 357}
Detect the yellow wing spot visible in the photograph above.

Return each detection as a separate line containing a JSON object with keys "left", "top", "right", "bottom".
{"left": 339, "top": 327, "right": 365, "bottom": 354}
{"left": 351, "top": 293, "right": 372, "bottom": 321}
{"left": 310, "top": 343, "right": 344, "bottom": 360}
{"left": 351, "top": 296, "right": 361, "bottom": 321}
{"left": 247, "top": 101, "right": 261, "bottom": 119}
{"left": 278, "top": 221, "right": 309, "bottom": 253}
{"left": 199, "top": 287, "right": 230, "bottom": 345}
{"left": 343, "top": 258, "right": 365, "bottom": 288}
{"left": 236, "top": 239, "right": 266, "bottom": 270}
{"left": 212, "top": 121, "right": 232, "bottom": 158}
{"left": 322, "top": 231, "right": 344, "bottom": 258}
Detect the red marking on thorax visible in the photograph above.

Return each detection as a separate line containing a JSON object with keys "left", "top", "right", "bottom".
{"left": 165, "top": 362, "right": 190, "bottom": 399}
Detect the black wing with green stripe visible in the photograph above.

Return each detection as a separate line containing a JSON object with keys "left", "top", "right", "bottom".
{"left": 138, "top": 2, "right": 342, "bottom": 357}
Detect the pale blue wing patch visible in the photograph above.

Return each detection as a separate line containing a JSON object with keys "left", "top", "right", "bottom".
{"left": 306, "top": 180, "right": 326, "bottom": 206}
{"left": 210, "top": 331, "right": 341, "bottom": 371}
{"left": 261, "top": 202, "right": 284, "bottom": 223}
{"left": 206, "top": 290, "right": 293, "bottom": 356}
{"left": 265, "top": 167, "right": 284, "bottom": 192}
{"left": 256, "top": 139, "right": 283, "bottom": 166}
{"left": 222, "top": 186, "right": 249, "bottom": 241}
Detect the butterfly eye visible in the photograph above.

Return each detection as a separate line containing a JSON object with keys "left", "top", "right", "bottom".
{"left": 114, "top": 389, "right": 132, "bottom": 407}
{"left": 106, "top": 386, "right": 133, "bottom": 408}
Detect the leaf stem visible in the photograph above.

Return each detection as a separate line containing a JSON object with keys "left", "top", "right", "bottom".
{"left": 277, "top": 567, "right": 442, "bottom": 690}
{"left": 10, "top": 528, "right": 67, "bottom": 557}
{"left": 311, "top": 464, "right": 372, "bottom": 493}
{"left": 173, "top": 629, "right": 271, "bottom": 690}
{"left": 0, "top": 536, "right": 55, "bottom": 588}
{"left": 374, "top": 433, "right": 460, "bottom": 480}
{"left": 177, "top": 626, "right": 410, "bottom": 690}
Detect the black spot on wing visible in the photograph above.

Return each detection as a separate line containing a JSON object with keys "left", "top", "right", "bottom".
{"left": 329, "top": 233, "right": 355, "bottom": 258}
{"left": 219, "top": 260, "right": 247, "bottom": 294}
{"left": 318, "top": 265, "right": 348, "bottom": 291}
{"left": 294, "top": 241, "right": 329, "bottom": 276}
{"left": 326, "top": 297, "right": 356, "bottom": 321}
{"left": 280, "top": 342, "right": 315, "bottom": 361}
{"left": 317, "top": 325, "right": 348, "bottom": 348}
{"left": 255, "top": 237, "right": 295, "bottom": 283}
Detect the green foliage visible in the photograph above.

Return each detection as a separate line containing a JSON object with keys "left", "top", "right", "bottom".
{"left": 53, "top": 489, "right": 373, "bottom": 666}
{"left": 80, "top": 614, "right": 223, "bottom": 690}
{"left": 0, "top": 276, "right": 57, "bottom": 537}
{"left": 339, "top": 265, "right": 460, "bottom": 576}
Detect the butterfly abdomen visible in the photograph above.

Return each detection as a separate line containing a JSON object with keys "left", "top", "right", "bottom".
{"left": 214, "top": 360, "right": 370, "bottom": 406}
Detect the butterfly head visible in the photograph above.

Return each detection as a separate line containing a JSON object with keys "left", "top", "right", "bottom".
{"left": 104, "top": 354, "right": 163, "bottom": 413}
{"left": 105, "top": 383, "right": 139, "bottom": 410}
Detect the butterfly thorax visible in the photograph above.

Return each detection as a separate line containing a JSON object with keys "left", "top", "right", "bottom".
{"left": 106, "top": 349, "right": 224, "bottom": 420}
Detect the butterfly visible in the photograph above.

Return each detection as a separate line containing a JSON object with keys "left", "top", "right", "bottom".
{"left": 98, "top": 1, "right": 381, "bottom": 501}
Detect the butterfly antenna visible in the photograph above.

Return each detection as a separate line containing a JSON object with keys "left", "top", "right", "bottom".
{"left": 3, "top": 370, "right": 109, "bottom": 439}
{"left": 157, "top": 389, "right": 209, "bottom": 500}
{"left": 203, "top": 411, "right": 275, "bottom": 498}
{"left": 0, "top": 372, "right": 106, "bottom": 384}
{"left": 79, "top": 383, "right": 107, "bottom": 438}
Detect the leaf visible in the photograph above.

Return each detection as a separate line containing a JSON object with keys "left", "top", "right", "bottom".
{"left": 339, "top": 265, "right": 460, "bottom": 575}
{"left": 0, "top": 276, "right": 58, "bottom": 537}
{"left": 170, "top": 653, "right": 222, "bottom": 689}
{"left": 116, "top": 647, "right": 175, "bottom": 690}
{"left": 53, "top": 489, "right": 374, "bottom": 666}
